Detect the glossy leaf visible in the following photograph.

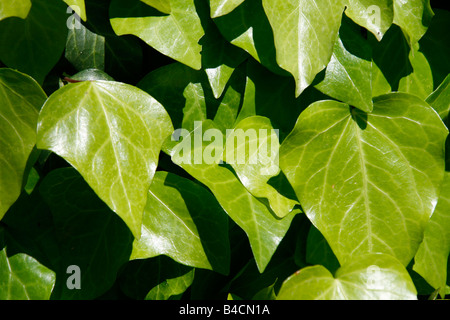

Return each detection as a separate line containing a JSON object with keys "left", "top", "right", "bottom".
{"left": 426, "top": 74, "right": 450, "bottom": 122}
{"left": 314, "top": 17, "right": 373, "bottom": 112}
{"left": 0, "top": 68, "right": 47, "bottom": 220}
{"left": 280, "top": 93, "right": 448, "bottom": 266}
{"left": 140, "top": 0, "right": 171, "bottom": 14}
{"left": 65, "top": 18, "right": 105, "bottom": 71}
{"left": 39, "top": 168, "right": 133, "bottom": 299}
{"left": 110, "top": 0, "right": 204, "bottom": 70}
{"left": 0, "top": 245, "right": 56, "bottom": 300}
{"left": 131, "top": 171, "right": 230, "bottom": 275}
{"left": 36, "top": 80, "right": 173, "bottom": 239}
{"left": 223, "top": 116, "right": 298, "bottom": 218}
{"left": 169, "top": 120, "right": 297, "bottom": 272}
{"left": 0, "top": 0, "right": 68, "bottom": 83}
{"left": 210, "top": 0, "right": 245, "bottom": 18}
{"left": 398, "top": 43, "right": 433, "bottom": 100}
{"left": 0, "top": 0, "right": 31, "bottom": 20}
{"left": 263, "top": 0, "right": 346, "bottom": 96}
{"left": 64, "top": 0, "right": 87, "bottom": 21}
{"left": 393, "top": 0, "right": 433, "bottom": 48}
{"left": 345, "top": 0, "right": 393, "bottom": 41}
{"left": 277, "top": 253, "right": 417, "bottom": 300}
{"left": 413, "top": 172, "right": 450, "bottom": 298}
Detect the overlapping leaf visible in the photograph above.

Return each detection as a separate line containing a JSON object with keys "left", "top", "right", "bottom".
{"left": 0, "top": 0, "right": 31, "bottom": 20}
{"left": 37, "top": 80, "right": 173, "bottom": 239}
{"left": 277, "top": 253, "right": 417, "bottom": 300}
{"left": 280, "top": 93, "right": 448, "bottom": 266}
{"left": 0, "top": 69, "right": 47, "bottom": 220}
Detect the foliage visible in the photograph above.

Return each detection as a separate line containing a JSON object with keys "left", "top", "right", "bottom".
{"left": 0, "top": 0, "right": 449, "bottom": 300}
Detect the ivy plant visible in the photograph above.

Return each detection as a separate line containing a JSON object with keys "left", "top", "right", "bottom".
{"left": 0, "top": 0, "right": 449, "bottom": 300}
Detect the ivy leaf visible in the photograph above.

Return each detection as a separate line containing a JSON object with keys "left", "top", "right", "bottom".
{"left": 413, "top": 172, "right": 450, "bottom": 299}
{"left": 0, "top": 244, "right": 56, "bottom": 300}
{"left": 65, "top": 18, "right": 105, "bottom": 71}
{"left": 110, "top": 0, "right": 204, "bottom": 70}
{"left": 0, "top": 0, "right": 68, "bottom": 84}
{"left": 39, "top": 168, "right": 133, "bottom": 300}
{"left": 210, "top": 0, "right": 245, "bottom": 18}
{"left": 36, "top": 80, "right": 173, "bottom": 239}
{"left": 63, "top": 0, "right": 87, "bottom": 21}
{"left": 169, "top": 120, "right": 297, "bottom": 272}
{"left": 280, "top": 93, "right": 448, "bottom": 266}
{"left": 223, "top": 116, "right": 298, "bottom": 218}
{"left": 140, "top": 0, "right": 171, "bottom": 14}
{"left": 0, "top": 0, "right": 31, "bottom": 20}
{"left": 345, "top": 0, "right": 393, "bottom": 41}
{"left": 426, "top": 74, "right": 450, "bottom": 122}
{"left": 0, "top": 69, "right": 47, "bottom": 220}
{"left": 314, "top": 16, "right": 373, "bottom": 113}
{"left": 262, "top": 0, "right": 346, "bottom": 96}
{"left": 131, "top": 171, "right": 230, "bottom": 275}
{"left": 393, "top": 0, "right": 433, "bottom": 49}
{"left": 277, "top": 253, "right": 417, "bottom": 300}
{"left": 398, "top": 43, "right": 433, "bottom": 100}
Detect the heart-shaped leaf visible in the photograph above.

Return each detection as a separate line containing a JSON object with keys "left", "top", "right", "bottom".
{"left": 280, "top": 93, "right": 448, "bottom": 266}
{"left": 37, "top": 80, "right": 173, "bottom": 239}
{"left": 0, "top": 68, "right": 47, "bottom": 220}
{"left": 277, "top": 253, "right": 417, "bottom": 300}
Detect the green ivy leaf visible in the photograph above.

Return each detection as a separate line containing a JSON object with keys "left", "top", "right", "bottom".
{"left": 63, "top": 0, "right": 87, "bottom": 21}
{"left": 280, "top": 93, "right": 448, "bottom": 266}
{"left": 345, "top": 0, "right": 393, "bottom": 41}
{"left": 263, "top": 0, "right": 346, "bottom": 96}
{"left": 0, "top": 0, "right": 68, "bottom": 83}
{"left": 36, "top": 80, "right": 173, "bottom": 239}
{"left": 277, "top": 253, "right": 417, "bottom": 300}
{"left": 0, "top": 68, "right": 47, "bottom": 220}
{"left": 131, "top": 171, "right": 230, "bottom": 275}
{"left": 140, "top": 0, "right": 171, "bottom": 14}
{"left": 210, "top": 0, "right": 245, "bottom": 18}
{"left": 413, "top": 172, "right": 450, "bottom": 299}
{"left": 110, "top": 0, "right": 203, "bottom": 70}
{"left": 426, "top": 74, "right": 450, "bottom": 122}
{"left": 169, "top": 120, "right": 297, "bottom": 272}
{"left": 39, "top": 168, "right": 133, "bottom": 299}
{"left": 0, "top": 0, "right": 31, "bottom": 20}
{"left": 223, "top": 116, "right": 298, "bottom": 218}
{"left": 314, "top": 17, "right": 373, "bottom": 113}
{"left": 0, "top": 244, "right": 56, "bottom": 300}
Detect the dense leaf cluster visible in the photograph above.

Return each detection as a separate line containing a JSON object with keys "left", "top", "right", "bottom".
{"left": 0, "top": 0, "right": 449, "bottom": 300}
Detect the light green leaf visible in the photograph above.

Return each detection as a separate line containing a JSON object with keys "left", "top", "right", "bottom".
{"left": 426, "top": 74, "right": 450, "bottom": 122}
{"left": 345, "top": 0, "right": 393, "bottom": 41}
{"left": 280, "top": 93, "right": 448, "bottom": 266}
{"left": 0, "top": 0, "right": 68, "bottom": 83}
{"left": 0, "top": 246, "right": 56, "bottom": 300}
{"left": 223, "top": 116, "right": 298, "bottom": 218}
{"left": 169, "top": 120, "right": 297, "bottom": 272}
{"left": 413, "top": 172, "right": 450, "bottom": 299}
{"left": 393, "top": 0, "right": 433, "bottom": 48}
{"left": 39, "top": 168, "right": 133, "bottom": 300}
{"left": 140, "top": 0, "right": 171, "bottom": 14}
{"left": 65, "top": 18, "right": 105, "bottom": 71}
{"left": 0, "top": 0, "right": 31, "bottom": 20}
{"left": 314, "top": 17, "right": 373, "bottom": 112}
{"left": 36, "top": 80, "right": 173, "bottom": 239}
{"left": 277, "top": 253, "right": 417, "bottom": 300}
{"left": 63, "top": 0, "right": 87, "bottom": 21}
{"left": 210, "top": 0, "right": 245, "bottom": 18}
{"left": 110, "top": 0, "right": 203, "bottom": 70}
{"left": 131, "top": 171, "right": 230, "bottom": 275}
{"left": 398, "top": 43, "right": 433, "bottom": 100}
{"left": 0, "top": 68, "right": 47, "bottom": 220}
{"left": 263, "top": 0, "right": 346, "bottom": 96}
{"left": 146, "top": 268, "right": 194, "bottom": 300}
